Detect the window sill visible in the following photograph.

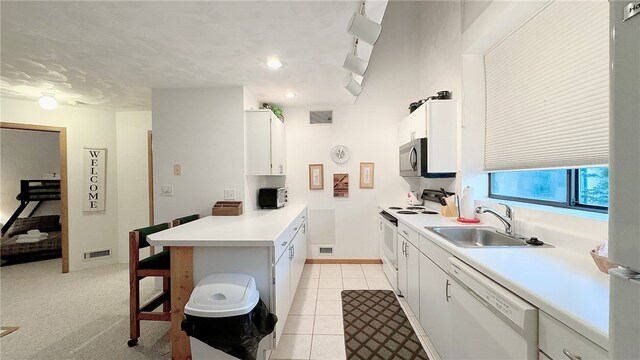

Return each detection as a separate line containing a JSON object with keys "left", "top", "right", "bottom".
{"left": 476, "top": 197, "right": 608, "bottom": 222}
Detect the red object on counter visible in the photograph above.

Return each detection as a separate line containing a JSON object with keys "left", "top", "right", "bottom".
{"left": 456, "top": 217, "right": 481, "bottom": 223}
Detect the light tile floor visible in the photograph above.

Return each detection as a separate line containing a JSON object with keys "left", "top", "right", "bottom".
{"left": 269, "top": 264, "right": 438, "bottom": 360}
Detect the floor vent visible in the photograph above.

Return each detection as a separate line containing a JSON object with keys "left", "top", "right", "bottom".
{"left": 319, "top": 247, "right": 334, "bottom": 255}
{"left": 83, "top": 249, "right": 111, "bottom": 261}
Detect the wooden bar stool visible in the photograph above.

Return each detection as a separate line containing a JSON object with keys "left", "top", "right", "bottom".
{"left": 128, "top": 222, "right": 172, "bottom": 347}
{"left": 172, "top": 213, "right": 200, "bottom": 227}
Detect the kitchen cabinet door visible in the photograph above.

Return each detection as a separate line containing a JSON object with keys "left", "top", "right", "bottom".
{"left": 419, "top": 253, "right": 452, "bottom": 359}
{"left": 398, "top": 114, "right": 415, "bottom": 146}
{"left": 397, "top": 236, "right": 408, "bottom": 297}
{"left": 425, "top": 101, "right": 456, "bottom": 173}
{"left": 270, "top": 113, "right": 286, "bottom": 175}
{"left": 406, "top": 241, "right": 420, "bottom": 315}
{"left": 274, "top": 252, "right": 291, "bottom": 347}
{"left": 289, "top": 221, "right": 307, "bottom": 296}
{"left": 245, "top": 110, "right": 286, "bottom": 175}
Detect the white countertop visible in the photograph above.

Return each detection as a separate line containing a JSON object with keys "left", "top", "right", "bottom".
{"left": 147, "top": 205, "right": 307, "bottom": 247}
{"left": 384, "top": 206, "right": 610, "bottom": 350}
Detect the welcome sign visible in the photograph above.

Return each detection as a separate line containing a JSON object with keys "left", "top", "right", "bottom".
{"left": 83, "top": 147, "right": 106, "bottom": 211}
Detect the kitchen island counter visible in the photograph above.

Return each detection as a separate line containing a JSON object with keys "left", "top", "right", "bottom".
{"left": 146, "top": 205, "right": 307, "bottom": 360}
{"left": 148, "top": 204, "right": 307, "bottom": 247}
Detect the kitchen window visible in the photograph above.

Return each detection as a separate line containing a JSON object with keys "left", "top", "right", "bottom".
{"left": 489, "top": 167, "right": 608, "bottom": 212}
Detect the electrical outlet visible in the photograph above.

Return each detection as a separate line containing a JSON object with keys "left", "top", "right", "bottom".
{"left": 161, "top": 185, "right": 173, "bottom": 196}
{"left": 173, "top": 164, "right": 181, "bottom": 176}
{"left": 224, "top": 189, "right": 236, "bottom": 200}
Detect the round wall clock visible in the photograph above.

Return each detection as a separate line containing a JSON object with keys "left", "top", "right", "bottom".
{"left": 331, "top": 145, "right": 351, "bottom": 164}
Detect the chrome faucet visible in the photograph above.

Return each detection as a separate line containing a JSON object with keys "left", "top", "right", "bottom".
{"left": 475, "top": 204, "right": 514, "bottom": 236}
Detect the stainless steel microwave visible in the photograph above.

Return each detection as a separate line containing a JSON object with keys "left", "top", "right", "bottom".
{"left": 399, "top": 138, "right": 456, "bottom": 178}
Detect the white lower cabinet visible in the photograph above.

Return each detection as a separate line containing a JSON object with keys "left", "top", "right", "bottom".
{"left": 398, "top": 232, "right": 420, "bottom": 313}
{"left": 274, "top": 251, "right": 291, "bottom": 348}
{"left": 398, "top": 235, "right": 408, "bottom": 296}
{"left": 289, "top": 220, "right": 307, "bottom": 297}
{"left": 406, "top": 241, "right": 420, "bottom": 314}
{"left": 419, "top": 253, "right": 452, "bottom": 359}
{"left": 538, "top": 311, "right": 607, "bottom": 360}
{"left": 273, "top": 213, "right": 308, "bottom": 348}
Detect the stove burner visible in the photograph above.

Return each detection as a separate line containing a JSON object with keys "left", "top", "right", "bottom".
{"left": 397, "top": 210, "right": 418, "bottom": 215}
{"left": 422, "top": 210, "right": 439, "bottom": 215}
{"left": 389, "top": 207, "right": 402, "bottom": 210}
{"left": 406, "top": 206, "right": 425, "bottom": 210}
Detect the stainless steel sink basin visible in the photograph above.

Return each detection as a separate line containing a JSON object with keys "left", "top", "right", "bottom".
{"left": 426, "top": 227, "right": 550, "bottom": 248}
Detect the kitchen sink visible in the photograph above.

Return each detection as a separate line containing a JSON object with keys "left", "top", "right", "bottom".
{"left": 425, "top": 227, "right": 550, "bottom": 248}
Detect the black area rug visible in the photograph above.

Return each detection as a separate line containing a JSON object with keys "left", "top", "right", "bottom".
{"left": 341, "top": 290, "right": 429, "bottom": 360}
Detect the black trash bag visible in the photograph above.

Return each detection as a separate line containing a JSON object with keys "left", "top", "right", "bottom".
{"left": 181, "top": 299, "right": 277, "bottom": 360}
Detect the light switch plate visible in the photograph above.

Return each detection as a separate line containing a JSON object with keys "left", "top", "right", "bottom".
{"left": 173, "top": 164, "right": 181, "bottom": 176}
{"left": 161, "top": 185, "right": 173, "bottom": 196}
{"left": 224, "top": 189, "right": 236, "bottom": 200}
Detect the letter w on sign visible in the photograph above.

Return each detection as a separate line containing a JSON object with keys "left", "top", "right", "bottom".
{"left": 83, "top": 147, "right": 107, "bottom": 211}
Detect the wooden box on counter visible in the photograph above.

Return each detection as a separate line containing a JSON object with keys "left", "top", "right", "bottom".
{"left": 212, "top": 201, "right": 243, "bottom": 216}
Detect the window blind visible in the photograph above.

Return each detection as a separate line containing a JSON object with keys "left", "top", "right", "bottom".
{"left": 484, "top": 1, "right": 609, "bottom": 172}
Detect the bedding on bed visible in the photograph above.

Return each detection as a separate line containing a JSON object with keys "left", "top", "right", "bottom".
{"left": 1, "top": 215, "right": 62, "bottom": 265}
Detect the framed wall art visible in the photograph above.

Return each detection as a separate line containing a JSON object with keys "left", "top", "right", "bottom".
{"left": 309, "top": 164, "right": 324, "bottom": 190}
{"left": 360, "top": 162, "right": 374, "bottom": 189}
{"left": 333, "top": 173, "right": 349, "bottom": 198}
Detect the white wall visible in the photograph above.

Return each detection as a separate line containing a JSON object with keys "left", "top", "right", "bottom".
{"left": 1, "top": 98, "right": 120, "bottom": 271}
{"left": 152, "top": 87, "right": 245, "bottom": 223}
{"left": 283, "top": 1, "right": 420, "bottom": 259}
{"left": 1, "top": 129, "right": 61, "bottom": 224}
{"left": 115, "top": 111, "right": 152, "bottom": 263}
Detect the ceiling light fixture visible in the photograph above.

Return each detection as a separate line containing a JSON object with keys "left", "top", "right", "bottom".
{"left": 343, "top": 74, "right": 362, "bottom": 96}
{"left": 265, "top": 58, "right": 283, "bottom": 69}
{"left": 38, "top": 95, "right": 58, "bottom": 110}
{"left": 347, "top": 12, "right": 382, "bottom": 46}
{"left": 343, "top": 53, "right": 369, "bottom": 77}
{"left": 283, "top": 91, "right": 296, "bottom": 98}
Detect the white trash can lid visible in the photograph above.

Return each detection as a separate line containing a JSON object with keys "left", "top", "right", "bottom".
{"left": 185, "top": 273, "right": 260, "bottom": 318}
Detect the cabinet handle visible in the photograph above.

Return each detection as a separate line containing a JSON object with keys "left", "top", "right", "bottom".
{"left": 281, "top": 241, "right": 288, "bottom": 246}
{"left": 289, "top": 245, "right": 294, "bottom": 260}
{"left": 380, "top": 221, "right": 382, "bottom": 230}
{"left": 293, "top": 227, "right": 298, "bottom": 232}
{"left": 302, "top": 224, "right": 306, "bottom": 234}
{"left": 405, "top": 244, "right": 409, "bottom": 256}
{"left": 402, "top": 230, "right": 409, "bottom": 236}
{"left": 292, "top": 244, "right": 295, "bottom": 258}
{"left": 562, "top": 349, "right": 582, "bottom": 360}
{"left": 445, "top": 279, "right": 451, "bottom": 302}
{"left": 402, "top": 241, "right": 406, "bottom": 255}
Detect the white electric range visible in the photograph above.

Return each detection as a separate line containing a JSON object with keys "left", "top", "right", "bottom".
{"left": 379, "top": 189, "right": 449, "bottom": 293}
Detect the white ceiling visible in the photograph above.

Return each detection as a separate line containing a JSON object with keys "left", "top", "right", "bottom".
{"left": 1, "top": 1, "right": 387, "bottom": 111}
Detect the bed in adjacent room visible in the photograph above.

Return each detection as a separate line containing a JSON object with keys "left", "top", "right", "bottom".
{"left": 1, "top": 215, "right": 62, "bottom": 266}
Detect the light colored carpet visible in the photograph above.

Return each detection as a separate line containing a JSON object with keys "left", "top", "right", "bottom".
{"left": 0, "top": 259, "right": 170, "bottom": 359}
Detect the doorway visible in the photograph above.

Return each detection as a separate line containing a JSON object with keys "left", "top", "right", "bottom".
{"left": 0, "top": 122, "right": 69, "bottom": 273}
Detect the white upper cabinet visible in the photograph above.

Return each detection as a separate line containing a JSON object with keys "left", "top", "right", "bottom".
{"left": 397, "top": 100, "right": 457, "bottom": 173}
{"left": 245, "top": 110, "right": 286, "bottom": 175}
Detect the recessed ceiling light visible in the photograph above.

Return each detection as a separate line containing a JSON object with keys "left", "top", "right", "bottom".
{"left": 38, "top": 95, "right": 58, "bottom": 110}
{"left": 265, "top": 58, "right": 283, "bottom": 69}
{"left": 283, "top": 91, "right": 296, "bottom": 98}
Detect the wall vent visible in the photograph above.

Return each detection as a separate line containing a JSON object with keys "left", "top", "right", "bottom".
{"left": 319, "top": 247, "right": 334, "bottom": 254}
{"left": 83, "top": 249, "right": 111, "bottom": 261}
{"left": 310, "top": 111, "right": 333, "bottom": 124}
